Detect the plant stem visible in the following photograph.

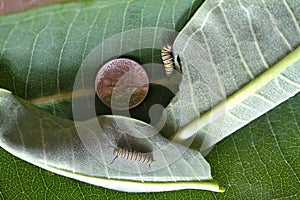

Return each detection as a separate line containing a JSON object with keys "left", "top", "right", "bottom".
{"left": 172, "top": 45, "right": 300, "bottom": 142}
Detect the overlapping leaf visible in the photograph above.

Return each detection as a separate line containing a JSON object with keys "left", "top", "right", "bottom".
{"left": 0, "top": 89, "right": 224, "bottom": 192}
{"left": 162, "top": 0, "right": 300, "bottom": 153}
{"left": 0, "top": 0, "right": 300, "bottom": 199}
{"left": 1, "top": 92, "right": 299, "bottom": 198}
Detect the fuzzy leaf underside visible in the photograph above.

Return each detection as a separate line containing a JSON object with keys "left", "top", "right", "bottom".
{"left": 162, "top": 0, "right": 300, "bottom": 153}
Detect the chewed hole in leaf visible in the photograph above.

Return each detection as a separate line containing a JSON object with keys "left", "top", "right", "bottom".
{"left": 174, "top": 54, "right": 183, "bottom": 73}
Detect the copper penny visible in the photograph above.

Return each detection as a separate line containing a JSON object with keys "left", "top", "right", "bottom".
{"left": 95, "top": 58, "right": 149, "bottom": 110}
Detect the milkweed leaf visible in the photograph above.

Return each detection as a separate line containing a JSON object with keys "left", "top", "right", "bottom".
{"left": 163, "top": 0, "right": 300, "bottom": 154}
{"left": 0, "top": 89, "right": 225, "bottom": 193}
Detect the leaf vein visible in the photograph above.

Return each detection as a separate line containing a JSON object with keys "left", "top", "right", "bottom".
{"left": 0, "top": 22, "right": 19, "bottom": 62}
{"left": 262, "top": 0, "right": 292, "bottom": 50}
{"left": 238, "top": 0, "right": 269, "bottom": 69}
{"left": 151, "top": 0, "right": 165, "bottom": 64}
{"left": 267, "top": 113, "right": 300, "bottom": 183}
{"left": 56, "top": 10, "right": 81, "bottom": 94}
{"left": 139, "top": 3, "right": 145, "bottom": 60}
{"left": 283, "top": 0, "right": 300, "bottom": 35}
{"left": 169, "top": 103, "right": 178, "bottom": 134}
{"left": 253, "top": 93, "right": 276, "bottom": 106}
{"left": 159, "top": 150, "right": 177, "bottom": 181}
{"left": 181, "top": 156, "right": 201, "bottom": 181}
{"left": 101, "top": 11, "right": 112, "bottom": 63}
{"left": 219, "top": 2, "right": 254, "bottom": 79}
{"left": 40, "top": 119, "right": 48, "bottom": 165}
{"left": 201, "top": 30, "right": 226, "bottom": 98}
{"left": 231, "top": 136, "right": 255, "bottom": 199}
{"left": 172, "top": 0, "right": 179, "bottom": 30}
{"left": 119, "top": 0, "right": 133, "bottom": 54}
{"left": 186, "top": 0, "right": 197, "bottom": 24}
{"left": 249, "top": 125, "right": 272, "bottom": 199}
{"left": 81, "top": 8, "right": 102, "bottom": 60}
{"left": 227, "top": 111, "right": 247, "bottom": 123}
{"left": 13, "top": 157, "right": 30, "bottom": 199}
{"left": 288, "top": 102, "right": 300, "bottom": 134}
{"left": 24, "top": 15, "right": 52, "bottom": 99}
{"left": 279, "top": 74, "right": 300, "bottom": 88}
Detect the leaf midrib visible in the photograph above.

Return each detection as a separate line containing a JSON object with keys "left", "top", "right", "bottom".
{"left": 28, "top": 89, "right": 93, "bottom": 105}
{"left": 173, "top": 44, "right": 300, "bottom": 142}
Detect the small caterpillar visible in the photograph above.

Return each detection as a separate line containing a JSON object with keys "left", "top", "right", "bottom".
{"left": 110, "top": 147, "right": 153, "bottom": 167}
{"left": 161, "top": 44, "right": 175, "bottom": 77}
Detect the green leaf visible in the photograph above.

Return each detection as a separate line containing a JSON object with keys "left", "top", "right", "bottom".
{"left": 162, "top": 0, "right": 300, "bottom": 154}
{"left": 1, "top": 92, "right": 299, "bottom": 199}
{"left": 0, "top": 0, "right": 199, "bottom": 99}
{"left": 0, "top": 0, "right": 299, "bottom": 199}
{"left": 203, "top": 92, "right": 300, "bottom": 199}
{"left": 0, "top": 0, "right": 201, "bottom": 121}
{"left": 0, "top": 88, "right": 225, "bottom": 193}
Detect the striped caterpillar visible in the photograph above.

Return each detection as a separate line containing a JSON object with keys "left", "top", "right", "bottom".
{"left": 161, "top": 44, "right": 175, "bottom": 77}
{"left": 110, "top": 146, "right": 153, "bottom": 168}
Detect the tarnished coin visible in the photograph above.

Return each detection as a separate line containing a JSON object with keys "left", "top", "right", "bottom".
{"left": 95, "top": 58, "right": 149, "bottom": 110}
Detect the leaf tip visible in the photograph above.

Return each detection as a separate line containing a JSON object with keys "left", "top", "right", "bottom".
{"left": 218, "top": 186, "right": 226, "bottom": 193}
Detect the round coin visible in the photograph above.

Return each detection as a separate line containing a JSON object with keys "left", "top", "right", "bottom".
{"left": 95, "top": 58, "right": 149, "bottom": 110}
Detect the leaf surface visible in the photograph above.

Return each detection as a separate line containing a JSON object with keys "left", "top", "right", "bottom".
{"left": 1, "top": 91, "right": 299, "bottom": 199}
{"left": 0, "top": 0, "right": 300, "bottom": 199}
{"left": 0, "top": 0, "right": 201, "bottom": 120}
{"left": 0, "top": 88, "right": 224, "bottom": 193}
{"left": 162, "top": 0, "right": 300, "bottom": 153}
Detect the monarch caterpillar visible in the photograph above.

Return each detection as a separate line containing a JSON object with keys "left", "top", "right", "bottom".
{"left": 161, "top": 44, "right": 175, "bottom": 77}
{"left": 110, "top": 146, "right": 153, "bottom": 167}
